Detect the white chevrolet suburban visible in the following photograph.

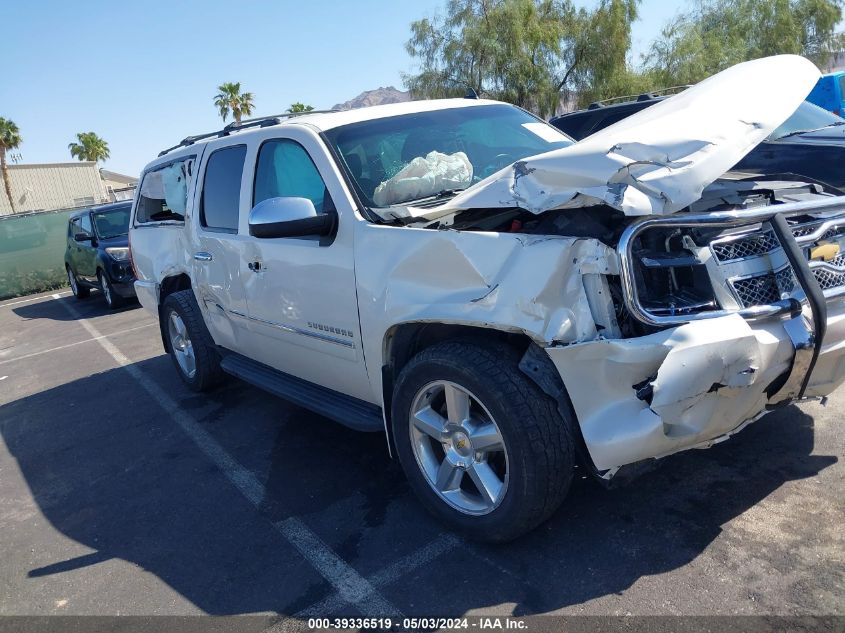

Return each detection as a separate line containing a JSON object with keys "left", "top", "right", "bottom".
{"left": 130, "top": 56, "right": 845, "bottom": 541}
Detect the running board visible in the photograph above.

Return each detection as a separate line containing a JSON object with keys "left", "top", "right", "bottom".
{"left": 219, "top": 352, "right": 384, "bottom": 432}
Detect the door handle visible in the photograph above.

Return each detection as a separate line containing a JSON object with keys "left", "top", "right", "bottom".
{"left": 194, "top": 252, "right": 213, "bottom": 262}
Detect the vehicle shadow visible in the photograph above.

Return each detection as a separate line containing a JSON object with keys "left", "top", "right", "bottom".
{"left": 0, "top": 354, "right": 836, "bottom": 616}
{"left": 12, "top": 294, "right": 139, "bottom": 322}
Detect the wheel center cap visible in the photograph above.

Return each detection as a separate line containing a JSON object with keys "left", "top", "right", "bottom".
{"left": 451, "top": 431, "right": 472, "bottom": 456}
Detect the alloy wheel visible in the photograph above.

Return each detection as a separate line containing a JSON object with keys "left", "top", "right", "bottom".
{"left": 100, "top": 273, "right": 112, "bottom": 306}
{"left": 67, "top": 268, "right": 78, "bottom": 295}
{"left": 168, "top": 311, "right": 196, "bottom": 379}
{"left": 409, "top": 380, "right": 509, "bottom": 515}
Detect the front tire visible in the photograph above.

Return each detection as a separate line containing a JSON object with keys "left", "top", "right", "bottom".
{"left": 98, "top": 269, "right": 124, "bottom": 309}
{"left": 392, "top": 340, "right": 575, "bottom": 542}
{"left": 161, "top": 290, "right": 223, "bottom": 392}
{"left": 67, "top": 265, "right": 89, "bottom": 299}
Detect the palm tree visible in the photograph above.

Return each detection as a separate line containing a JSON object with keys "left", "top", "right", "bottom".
{"left": 0, "top": 118, "right": 22, "bottom": 212}
{"left": 288, "top": 102, "right": 314, "bottom": 113}
{"left": 214, "top": 82, "right": 255, "bottom": 123}
{"left": 68, "top": 132, "right": 110, "bottom": 163}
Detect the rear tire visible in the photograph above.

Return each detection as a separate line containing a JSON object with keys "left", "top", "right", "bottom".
{"left": 67, "top": 265, "right": 90, "bottom": 299}
{"left": 161, "top": 290, "right": 224, "bottom": 392}
{"left": 391, "top": 340, "right": 575, "bottom": 543}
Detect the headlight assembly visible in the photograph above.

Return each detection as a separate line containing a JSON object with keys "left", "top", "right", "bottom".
{"left": 105, "top": 247, "right": 130, "bottom": 261}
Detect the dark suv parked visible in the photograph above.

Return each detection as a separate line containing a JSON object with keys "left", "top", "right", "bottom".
{"left": 64, "top": 201, "right": 136, "bottom": 309}
{"left": 550, "top": 93, "right": 845, "bottom": 191}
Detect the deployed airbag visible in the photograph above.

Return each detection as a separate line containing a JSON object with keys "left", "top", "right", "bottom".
{"left": 373, "top": 151, "right": 473, "bottom": 206}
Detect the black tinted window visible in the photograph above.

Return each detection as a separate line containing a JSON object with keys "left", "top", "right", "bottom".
{"left": 201, "top": 145, "right": 246, "bottom": 232}
{"left": 93, "top": 207, "right": 131, "bottom": 239}
{"left": 589, "top": 108, "right": 641, "bottom": 135}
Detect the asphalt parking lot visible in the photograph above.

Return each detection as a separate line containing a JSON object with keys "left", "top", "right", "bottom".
{"left": 0, "top": 289, "right": 843, "bottom": 619}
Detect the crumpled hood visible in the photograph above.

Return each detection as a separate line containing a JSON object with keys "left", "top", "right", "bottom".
{"left": 441, "top": 55, "right": 821, "bottom": 217}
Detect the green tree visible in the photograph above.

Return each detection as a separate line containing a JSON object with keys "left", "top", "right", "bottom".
{"left": 213, "top": 82, "right": 255, "bottom": 123}
{"left": 644, "top": 0, "right": 845, "bottom": 86}
{"left": 68, "top": 132, "right": 110, "bottom": 163}
{"left": 0, "top": 118, "right": 22, "bottom": 212}
{"left": 288, "top": 102, "right": 315, "bottom": 113}
{"left": 404, "top": 0, "right": 641, "bottom": 117}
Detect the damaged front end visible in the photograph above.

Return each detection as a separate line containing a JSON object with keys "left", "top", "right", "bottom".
{"left": 349, "top": 55, "right": 845, "bottom": 481}
{"left": 547, "top": 194, "right": 845, "bottom": 476}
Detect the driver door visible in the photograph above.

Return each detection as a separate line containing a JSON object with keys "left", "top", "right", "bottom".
{"left": 237, "top": 128, "right": 372, "bottom": 402}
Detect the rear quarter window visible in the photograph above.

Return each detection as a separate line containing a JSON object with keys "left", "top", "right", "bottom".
{"left": 135, "top": 157, "right": 195, "bottom": 224}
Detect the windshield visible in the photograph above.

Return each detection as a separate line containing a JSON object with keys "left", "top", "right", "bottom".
{"left": 92, "top": 206, "right": 131, "bottom": 239}
{"left": 770, "top": 101, "right": 845, "bottom": 139}
{"left": 324, "top": 104, "right": 573, "bottom": 207}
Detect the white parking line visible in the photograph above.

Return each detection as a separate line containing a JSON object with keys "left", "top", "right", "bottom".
{"left": 57, "top": 298, "right": 401, "bottom": 617}
{"left": 0, "top": 323, "right": 156, "bottom": 366}
{"left": 0, "top": 291, "right": 71, "bottom": 308}
{"left": 279, "top": 517, "right": 402, "bottom": 608}
{"left": 295, "top": 534, "right": 460, "bottom": 617}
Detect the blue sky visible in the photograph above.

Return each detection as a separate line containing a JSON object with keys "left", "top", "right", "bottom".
{"left": 2, "top": 1, "right": 678, "bottom": 176}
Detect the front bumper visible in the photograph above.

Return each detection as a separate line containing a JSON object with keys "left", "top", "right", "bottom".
{"left": 107, "top": 261, "right": 136, "bottom": 298}
{"left": 547, "top": 197, "right": 845, "bottom": 473}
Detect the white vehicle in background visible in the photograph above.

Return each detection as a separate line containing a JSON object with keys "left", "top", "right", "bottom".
{"left": 130, "top": 55, "right": 845, "bottom": 541}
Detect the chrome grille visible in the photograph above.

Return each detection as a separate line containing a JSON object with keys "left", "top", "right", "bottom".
{"left": 791, "top": 221, "right": 843, "bottom": 241}
{"left": 813, "top": 267, "right": 845, "bottom": 291}
{"left": 812, "top": 254, "right": 845, "bottom": 291}
{"left": 730, "top": 267, "right": 795, "bottom": 308}
{"left": 710, "top": 230, "right": 779, "bottom": 262}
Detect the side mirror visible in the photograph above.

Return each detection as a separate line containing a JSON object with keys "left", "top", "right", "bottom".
{"left": 74, "top": 232, "right": 93, "bottom": 242}
{"left": 248, "top": 197, "right": 335, "bottom": 239}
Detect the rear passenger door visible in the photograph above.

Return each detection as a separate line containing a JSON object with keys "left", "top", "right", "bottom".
{"left": 190, "top": 142, "right": 254, "bottom": 353}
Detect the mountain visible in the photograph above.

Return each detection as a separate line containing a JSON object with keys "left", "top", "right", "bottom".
{"left": 332, "top": 86, "right": 411, "bottom": 111}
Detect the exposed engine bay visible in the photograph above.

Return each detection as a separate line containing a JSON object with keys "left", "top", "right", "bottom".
{"left": 406, "top": 173, "right": 842, "bottom": 341}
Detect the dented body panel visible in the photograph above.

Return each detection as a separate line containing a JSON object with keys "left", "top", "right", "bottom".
{"left": 353, "top": 223, "right": 617, "bottom": 400}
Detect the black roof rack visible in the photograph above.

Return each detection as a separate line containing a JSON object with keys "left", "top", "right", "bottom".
{"left": 157, "top": 110, "right": 340, "bottom": 157}
{"left": 585, "top": 85, "right": 692, "bottom": 110}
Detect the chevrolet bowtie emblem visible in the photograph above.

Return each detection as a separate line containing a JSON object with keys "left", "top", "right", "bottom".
{"left": 810, "top": 241, "right": 840, "bottom": 262}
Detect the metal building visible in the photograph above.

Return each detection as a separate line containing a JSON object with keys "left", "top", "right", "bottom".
{"left": 0, "top": 162, "right": 136, "bottom": 216}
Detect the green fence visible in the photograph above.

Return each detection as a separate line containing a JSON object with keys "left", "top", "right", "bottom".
{"left": 0, "top": 209, "right": 77, "bottom": 300}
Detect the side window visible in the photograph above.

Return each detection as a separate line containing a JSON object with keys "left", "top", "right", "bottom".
{"left": 201, "top": 145, "right": 247, "bottom": 232}
{"left": 79, "top": 214, "right": 93, "bottom": 234}
{"left": 590, "top": 109, "right": 634, "bottom": 135}
{"left": 254, "top": 140, "right": 333, "bottom": 213}
{"left": 68, "top": 218, "right": 80, "bottom": 237}
{"left": 136, "top": 157, "right": 194, "bottom": 224}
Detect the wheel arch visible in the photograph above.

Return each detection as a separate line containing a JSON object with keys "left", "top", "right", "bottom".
{"left": 157, "top": 274, "right": 193, "bottom": 352}
{"left": 380, "top": 321, "right": 534, "bottom": 448}
{"left": 380, "top": 320, "right": 596, "bottom": 476}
